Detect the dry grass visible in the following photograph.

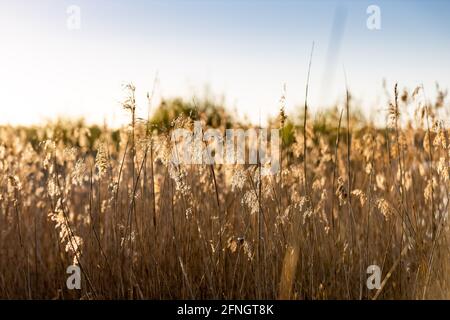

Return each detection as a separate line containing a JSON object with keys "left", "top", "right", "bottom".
{"left": 0, "top": 84, "right": 448, "bottom": 300}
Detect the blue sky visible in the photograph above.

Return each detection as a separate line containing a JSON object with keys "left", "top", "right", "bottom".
{"left": 0, "top": 0, "right": 449, "bottom": 125}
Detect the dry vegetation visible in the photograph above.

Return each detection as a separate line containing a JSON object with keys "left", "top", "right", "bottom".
{"left": 0, "top": 83, "right": 449, "bottom": 300}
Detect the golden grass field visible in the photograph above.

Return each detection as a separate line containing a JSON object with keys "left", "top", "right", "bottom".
{"left": 0, "top": 83, "right": 448, "bottom": 299}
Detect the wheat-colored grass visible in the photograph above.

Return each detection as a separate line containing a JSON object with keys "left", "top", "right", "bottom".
{"left": 0, "top": 84, "right": 448, "bottom": 299}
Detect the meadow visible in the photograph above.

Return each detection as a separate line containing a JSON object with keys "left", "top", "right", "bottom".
{"left": 0, "top": 83, "right": 448, "bottom": 299}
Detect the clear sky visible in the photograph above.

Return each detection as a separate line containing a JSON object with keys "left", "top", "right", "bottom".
{"left": 1, "top": 0, "right": 449, "bottom": 126}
